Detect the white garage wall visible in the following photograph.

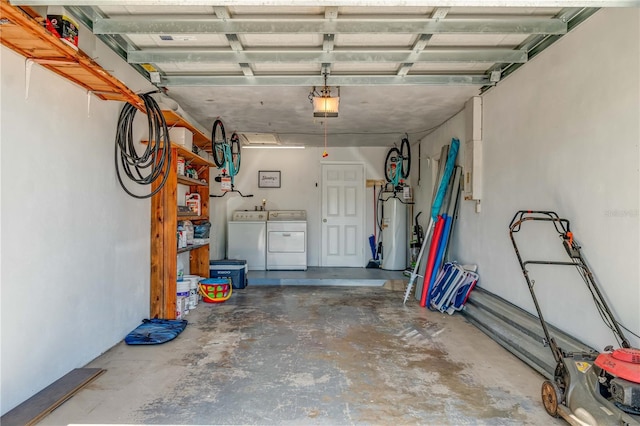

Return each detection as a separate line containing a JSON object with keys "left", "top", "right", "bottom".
{"left": 418, "top": 9, "right": 639, "bottom": 351}
{"left": 210, "top": 146, "right": 388, "bottom": 266}
{"left": 0, "top": 47, "right": 151, "bottom": 414}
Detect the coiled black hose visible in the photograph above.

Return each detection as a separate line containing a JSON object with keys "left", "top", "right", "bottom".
{"left": 115, "top": 93, "right": 171, "bottom": 199}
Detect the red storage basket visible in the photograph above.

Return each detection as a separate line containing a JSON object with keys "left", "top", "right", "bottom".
{"left": 198, "top": 278, "right": 232, "bottom": 303}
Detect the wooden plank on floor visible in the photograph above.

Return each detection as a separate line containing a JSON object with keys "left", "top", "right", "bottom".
{"left": 1, "top": 368, "right": 105, "bottom": 426}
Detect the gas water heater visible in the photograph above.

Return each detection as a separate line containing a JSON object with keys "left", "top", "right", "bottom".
{"left": 381, "top": 197, "right": 407, "bottom": 271}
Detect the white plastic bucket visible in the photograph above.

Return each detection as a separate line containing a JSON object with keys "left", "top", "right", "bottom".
{"left": 176, "top": 296, "right": 186, "bottom": 319}
{"left": 177, "top": 280, "right": 190, "bottom": 316}
{"left": 184, "top": 275, "right": 199, "bottom": 286}
{"left": 177, "top": 280, "right": 190, "bottom": 297}
{"left": 189, "top": 288, "right": 198, "bottom": 309}
{"left": 183, "top": 275, "right": 201, "bottom": 309}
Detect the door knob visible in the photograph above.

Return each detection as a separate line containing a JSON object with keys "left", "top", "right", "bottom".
{"left": 323, "top": 219, "right": 327, "bottom": 222}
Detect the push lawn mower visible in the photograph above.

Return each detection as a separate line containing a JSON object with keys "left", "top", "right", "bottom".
{"left": 509, "top": 211, "right": 639, "bottom": 426}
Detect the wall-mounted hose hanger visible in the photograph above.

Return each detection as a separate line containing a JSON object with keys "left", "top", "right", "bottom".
{"left": 115, "top": 92, "right": 171, "bottom": 199}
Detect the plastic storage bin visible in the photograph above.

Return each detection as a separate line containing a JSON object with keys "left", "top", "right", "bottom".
{"left": 209, "top": 259, "right": 248, "bottom": 289}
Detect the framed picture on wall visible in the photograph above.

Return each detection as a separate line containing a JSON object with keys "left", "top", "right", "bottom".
{"left": 258, "top": 170, "right": 281, "bottom": 188}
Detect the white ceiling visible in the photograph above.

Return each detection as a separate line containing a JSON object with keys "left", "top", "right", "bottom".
{"left": 166, "top": 84, "right": 479, "bottom": 147}
{"left": 19, "top": 1, "right": 606, "bottom": 147}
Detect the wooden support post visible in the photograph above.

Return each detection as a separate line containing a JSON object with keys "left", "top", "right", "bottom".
{"left": 150, "top": 148, "right": 178, "bottom": 319}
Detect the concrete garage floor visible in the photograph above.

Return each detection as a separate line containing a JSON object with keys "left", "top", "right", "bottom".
{"left": 41, "top": 286, "right": 562, "bottom": 425}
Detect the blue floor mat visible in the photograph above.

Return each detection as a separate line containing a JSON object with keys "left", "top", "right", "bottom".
{"left": 125, "top": 319, "right": 188, "bottom": 345}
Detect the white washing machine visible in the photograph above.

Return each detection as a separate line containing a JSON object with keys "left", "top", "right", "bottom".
{"left": 227, "top": 210, "right": 268, "bottom": 270}
{"left": 267, "top": 210, "right": 307, "bottom": 270}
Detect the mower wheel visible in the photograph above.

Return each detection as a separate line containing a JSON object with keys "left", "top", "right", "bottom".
{"left": 541, "top": 380, "right": 561, "bottom": 417}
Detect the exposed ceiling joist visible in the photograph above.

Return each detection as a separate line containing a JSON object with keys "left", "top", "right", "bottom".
{"left": 323, "top": 34, "right": 335, "bottom": 52}
{"left": 412, "top": 34, "right": 433, "bottom": 53}
{"left": 322, "top": 7, "right": 337, "bottom": 76}
{"left": 226, "top": 34, "right": 243, "bottom": 51}
{"left": 432, "top": 7, "right": 451, "bottom": 20}
{"left": 10, "top": 0, "right": 639, "bottom": 6}
{"left": 396, "top": 64, "right": 413, "bottom": 77}
{"left": 239, "top": 63, "right": 254, "bottom": 76}
{"left": 325, "top": 6, "right": 338, "bottom": 20}
{"left": 92, "top": 17, "right": 568, "bottom": 35}
{"left": 398, "top": 32, "right": 434, "bottom": 76}
{"left": 38, "top": 2, "right": 606, "bottom": 149}
{"left": 128, "top": 48, "right": 528, "bottom": 64}
{"left": 159, "top": 74, "right": 492, "bottom": 86}
{"left": 213, "top": 6, "right": 229, "bottom": 19}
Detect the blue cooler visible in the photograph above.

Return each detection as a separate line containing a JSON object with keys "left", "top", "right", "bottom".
{"left": 209, "top": 259, "right": 248, "bottom": 289}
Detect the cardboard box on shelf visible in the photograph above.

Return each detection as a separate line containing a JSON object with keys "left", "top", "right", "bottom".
{"left": 169, "top": 127, "right": 194, "bottom": 151}
{"left": 46, "top": 8, "right": 79, "bottom": 49}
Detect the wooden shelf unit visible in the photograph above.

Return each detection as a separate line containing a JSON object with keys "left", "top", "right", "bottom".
{"left": 0, "top": 1, "right": 143, "bottom": 108}
{"left": 150, "top": 143, "right": 212, "bottom": 320}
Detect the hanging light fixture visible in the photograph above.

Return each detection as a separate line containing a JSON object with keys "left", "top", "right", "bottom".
{"left": 310, "top": 72, "right": 339, "bottom": 118}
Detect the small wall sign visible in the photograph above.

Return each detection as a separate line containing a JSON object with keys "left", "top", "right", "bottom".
{"left": 258, "top": 170, "right": 281, "bottom": 188}
{"left": 221, "top": 176, "right": 232, "bottom": 191}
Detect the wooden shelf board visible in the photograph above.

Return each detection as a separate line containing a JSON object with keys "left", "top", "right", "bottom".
{"left": 174, "top": 144, "right": 215, "bottom": 167}
{"left": 177, "top": 214, "right": 207, "bottom": 221}
{"left": 177, "top": 175, "right": 208, "bottom": 187}
{"left": 140, "top": 142, "right": 215, "bottom": 169}
{"left": 177, "top": 243, "right": 208, "bottom": 254}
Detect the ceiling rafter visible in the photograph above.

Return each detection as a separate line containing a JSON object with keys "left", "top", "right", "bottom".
{"left": 397, "top": 7, "right": 447, "bottom": 76}
{"left": 215, "top": 6, "right": 255, "bottom": 76}
{"left": 239, "top": 63, "right": 254, "bottom": 76}
{"left": 225, "top": 34, "right": 243, "bottom": 51}
{"left": 10, "top": 0, "right": 637, "bottom": 6}
{"left": 213, "top": 6, "right": 229, "bottom": 19}
{"left": 323, "top": 34, "right": 335, "bottom": 52}
{"left": 92, "top": 17, "right": 568, "bottom": 35}
{"left": 321, "top": 7, "right": 338, "bottom": 77}
{"left": 127, "top": 48, "right": 528, "bottom": 64}
{"left": 159, "top": 74, "right": 492, "bottom": 86}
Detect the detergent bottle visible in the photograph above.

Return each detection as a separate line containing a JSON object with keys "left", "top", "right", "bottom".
{"left": 185, "top": 193, "right": 201, "bottom": 216}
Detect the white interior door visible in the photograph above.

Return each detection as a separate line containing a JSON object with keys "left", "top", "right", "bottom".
{"left": 321, "top": 163, "right": 365, "bottom": 267}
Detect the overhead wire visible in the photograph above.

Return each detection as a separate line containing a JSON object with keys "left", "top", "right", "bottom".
{"left": 115, "top": 92, "right": 171, "bottom": 199}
